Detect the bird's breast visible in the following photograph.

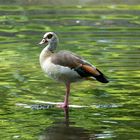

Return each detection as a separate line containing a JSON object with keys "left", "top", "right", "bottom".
{"left": 40, "top": 57, "right": 83, "bottom": 83}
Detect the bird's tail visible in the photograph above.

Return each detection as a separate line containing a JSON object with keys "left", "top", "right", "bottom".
{"left": 94, "top": 69, "right": 109, "bottom": 83}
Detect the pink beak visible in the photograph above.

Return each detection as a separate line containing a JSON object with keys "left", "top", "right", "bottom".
{"left": 39, "top": 39, "right": 48, "bottom": 45}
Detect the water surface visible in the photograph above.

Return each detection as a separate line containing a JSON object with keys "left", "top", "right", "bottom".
{"left": 0, "top": 0, "right": 140, "bottom": 140}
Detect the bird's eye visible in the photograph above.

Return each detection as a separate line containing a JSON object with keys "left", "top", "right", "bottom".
{"left": 47, "top": 34, "right": 53, "bottom": 39}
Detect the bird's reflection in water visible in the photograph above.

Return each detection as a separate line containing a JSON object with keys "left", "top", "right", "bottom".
{"left": 39, "top": 108, "right": 96, "bottom": 140}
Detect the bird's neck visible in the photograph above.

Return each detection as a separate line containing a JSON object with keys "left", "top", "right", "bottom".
{"left": 39, "top": 41, "right": 58, "bottom": 64}
{"left": 47, "top": 40, "right": 58, "bottom": 52}
{"left": 39, "top": 46, "right": 52, "bottom": 64}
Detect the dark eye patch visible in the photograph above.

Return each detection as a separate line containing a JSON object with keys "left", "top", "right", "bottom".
{"left": 47, "top": 34, "right": 53, "bottom": 39}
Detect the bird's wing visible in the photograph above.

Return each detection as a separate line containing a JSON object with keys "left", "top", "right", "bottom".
{"left": 51, "top": 50, "right": 109, "bottom": 84}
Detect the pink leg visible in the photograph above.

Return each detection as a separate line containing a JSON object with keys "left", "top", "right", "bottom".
{"left": 57, "top": 82, "right": 70, "bottom": 108}
{"left": 63, "top": 82, "right": 70, "bottom": 108}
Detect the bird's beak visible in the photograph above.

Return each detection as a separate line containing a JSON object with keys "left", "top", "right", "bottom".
{"left": 39, "top": 39, "right": 48, "bottom": 45}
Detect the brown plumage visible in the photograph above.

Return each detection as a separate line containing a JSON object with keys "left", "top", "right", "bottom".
{"left": 51, "top": 50, "right": 108, "bottom": 83}
{"left": 81, "top": 65, "right": 100, "bottom": 76}
{"left": 51, "top": 51, "right": 84, "bottom": 68}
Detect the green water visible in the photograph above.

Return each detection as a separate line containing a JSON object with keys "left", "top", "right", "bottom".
{"left": 0, "top": 0, "right": 140, "bottom": 140}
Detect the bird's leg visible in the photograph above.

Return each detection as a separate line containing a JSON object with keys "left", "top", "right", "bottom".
{"left": 63, "top": 82, "right": 70, "bottom": 108}
{"left": 57, "top": 82, "right": 70, "bottom": 108}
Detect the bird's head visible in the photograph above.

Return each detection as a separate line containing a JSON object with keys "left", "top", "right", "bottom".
{"left": 39, "top": 32, "right": 59, "bottom": 51}
{"left": 39, "top": 32, "right": 58, "bottom": 45}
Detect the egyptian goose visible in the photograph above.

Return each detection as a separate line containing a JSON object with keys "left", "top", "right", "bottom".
{"left": 39, "top": 32, "right": 109, "bottom": 108}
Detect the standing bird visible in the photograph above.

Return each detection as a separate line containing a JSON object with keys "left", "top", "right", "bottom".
{"left": 39, "top": 32, "right": 109, "bottom": 108}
